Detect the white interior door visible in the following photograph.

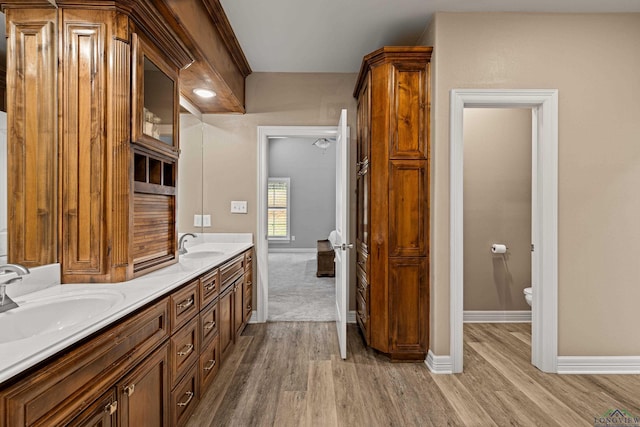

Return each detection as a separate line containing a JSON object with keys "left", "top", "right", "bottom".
{"left": 334, "top": 109, "right": 349, "bottom": 360}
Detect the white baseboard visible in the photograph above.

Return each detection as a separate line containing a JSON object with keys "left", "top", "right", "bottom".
{"left": 464, "top": 310, "right": 531, "bottom": 323}
{"left": 425, "top": 350, "right": 453, "bottom": 374}
{"left": 347, "top": 310, "right": 356, "bottom": 324}
{"left": 268, "top": 248, "right": 316, "bottom": 253}
{"left": 557, "top": 356, "right": 640, "bottom": 374}
{"left": 248, "top": 310, "right": 259, "bottom": 324}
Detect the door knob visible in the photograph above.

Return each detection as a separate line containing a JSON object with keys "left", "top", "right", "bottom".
{"left": 334, "top": 243, "right": 354, "bottom": 251}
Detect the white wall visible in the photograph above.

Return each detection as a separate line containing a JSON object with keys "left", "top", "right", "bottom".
{"left": 421, "top": 12, "right": 640, "bottom": 356}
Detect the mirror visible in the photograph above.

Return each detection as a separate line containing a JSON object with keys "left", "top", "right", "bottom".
{"left": 0, "top": 110, "right": 6, "bottom": 263}
{"left": 178, "top": 99, "right": 204, "bottom": 235}
{"left": 0, "top": 11, "right": 6, "bottom": 263}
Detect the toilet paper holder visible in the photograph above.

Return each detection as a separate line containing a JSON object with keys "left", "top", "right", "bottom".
{"left": 491, "top": 244, "right": 508, "bottom": 254}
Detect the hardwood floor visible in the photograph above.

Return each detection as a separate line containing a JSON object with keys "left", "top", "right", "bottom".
{"left": 187, "top": 322, "right": 640, "bottom": 426}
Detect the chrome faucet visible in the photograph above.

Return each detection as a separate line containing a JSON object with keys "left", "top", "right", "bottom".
{"left": 178, "top": 233, "right": 197, "bottom": 255}
{"left": 0, "top": 264, "right": 30, "bottom": 313}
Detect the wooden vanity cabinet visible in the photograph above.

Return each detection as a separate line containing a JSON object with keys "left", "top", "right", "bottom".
{"left": 353, "top": 47, "right": 431, "bottom": 361}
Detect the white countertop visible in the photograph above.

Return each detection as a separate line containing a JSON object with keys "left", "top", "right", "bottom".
{"left": 0, "top": 234, "right": 253, "bottom": 385}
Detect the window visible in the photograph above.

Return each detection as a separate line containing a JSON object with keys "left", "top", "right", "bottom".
{"left": 267, "top": 178, "right": 290, "bottom": 240}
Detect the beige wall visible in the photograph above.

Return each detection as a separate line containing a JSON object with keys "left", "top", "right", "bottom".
{"left": 463, "top": 108, "right": 531, "bottom": 311}
{"left": 421, "top": 12, "right": 640, "bottom": 356}
{"left": 178, "top": 113, "right": 204, "bottom": 234}
{"left": 198, "top": 72, "right": 358, "bottom": 308}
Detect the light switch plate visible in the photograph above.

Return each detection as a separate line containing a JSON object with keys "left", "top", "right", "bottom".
{"left": 231, "top": 201, "right": 248, "bottom": 214}
{"left": 193, "top": 214, "right": 202, "bottom": 227}
{"left": 203, "top": 215, "right": 211, "bottom": 227}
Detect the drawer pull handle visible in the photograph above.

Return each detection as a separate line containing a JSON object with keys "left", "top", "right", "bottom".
{"left": 177, "top": 391, "right": 194, "bottom": 407}
{"left": 104, "top": 401, "right": 118, "bottom": 415}
{"left": 177, "top": 298, "right": 194, "bottom": 309}
{"left": 205, "top": 283, "right": 216, "bottom": 291}
{"left": 246, "top": 256, "right": 252, "bottom": 262}
{"left": 358, "top": 261, "right": 365, "bottom": 266}
{"left": 247, "top": 304, "right": 251, "bottom": 311}
{"left": 123, "top": 384, "right": 135, "bottom": 396}
{"left": 204, "top": 321, "right": 216, "bottom": 330}
{"left": 246, "top": 281, "right": 252, "bottom": 286}
{"left": 178, "top": 344, "right": 194, "bottom": 356}
{"left": 204, "top": 359, "right": 217, "bottom": 371}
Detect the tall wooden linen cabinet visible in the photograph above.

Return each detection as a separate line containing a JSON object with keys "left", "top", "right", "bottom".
{"left": 354, "top": 47, "right": 431, "bottom": 361}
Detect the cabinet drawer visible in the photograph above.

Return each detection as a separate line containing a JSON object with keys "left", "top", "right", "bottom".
{"left": 0, "top": 298, "right": 170, "bottom": 427}
{"left": 170, "top": 362, "right": 199, "bottom": 427}
{"left": 170, "top": 316, "right": 199, "bottom": 388}
{"left": 220, "top": 255, "right": 244, "bottom": 289}
{"left": 199, "top": 300, "right": 219, "bottom": 349}
{"left": 198, "top": 334, "right": 220, "bottom": 394}
{"left": 199, "top": 268, "right": 219, "bottom": 309}
{"left": 170, "top": 279, "right": 199, "bottom": 332}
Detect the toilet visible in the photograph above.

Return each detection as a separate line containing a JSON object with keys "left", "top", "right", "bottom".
{"left": 523, "top": 287, "right": 532, "bottom": 306}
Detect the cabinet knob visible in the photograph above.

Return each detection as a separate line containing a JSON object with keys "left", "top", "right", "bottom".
{"left": 124, "top": 384, "right": 135, "bottom": 396}
{"left": 177, "top": 391, "right": 194, "bottom": 407}
{"left": 177, "top": 343, "right": 194, "bottom": 357}
{"left": 104, "top": 401, "right": 118, "bottom": 415}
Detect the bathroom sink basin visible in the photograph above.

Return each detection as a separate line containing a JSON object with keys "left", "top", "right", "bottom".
{"left": 0, "top": 290, "right": 125, "bottom": 343}
{"left": 182, "top": 251, "right": 224, "bottom": 259}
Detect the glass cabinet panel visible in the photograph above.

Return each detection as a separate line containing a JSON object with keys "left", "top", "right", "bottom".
{"left": 132, "top": 33, "right": 179, "bottom": 158}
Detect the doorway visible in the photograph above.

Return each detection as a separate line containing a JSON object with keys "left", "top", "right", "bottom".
{"left": 449, "top": 89, "right": 559, "bottom": 373}
{"left": 266, "top": 136, "right": 336, "bottom": 321}
{"left": 256, "top": 126, "right": 342, "bottom": 324}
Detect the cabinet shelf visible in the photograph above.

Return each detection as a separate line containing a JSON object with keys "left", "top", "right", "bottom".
{"left": 133, "top": 149, "right": 176, "bottom": 195}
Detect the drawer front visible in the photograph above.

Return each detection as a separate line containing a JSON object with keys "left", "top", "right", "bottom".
{"left": 199, "top": 268, "right": 219, "bottom": 308}
{"left": 170, "top": 279, "right": 199, "bottom": 333}
{"left": 199, "top": 300, "right": 219, "bottom": 349}
{"left": 0, "top": 298, "right": 170, "bottom": 427}
{"left": 170, "top": 316, "right": 199, "bottom": 388}
{"left": 198, "top": 334, "right": 220, "bottom": 394}
{"left": 220, "top": 255, "right": 244, "bottom": 288}
{"left": 170, "top": 362, "right": 199, "bottom": 427}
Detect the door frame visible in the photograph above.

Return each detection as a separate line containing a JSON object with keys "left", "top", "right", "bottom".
{"left": 449, "top": 89, "right": 559, "bottom": 373}
{"left": 256, "top": 125, "right": 340, "bottom": 322}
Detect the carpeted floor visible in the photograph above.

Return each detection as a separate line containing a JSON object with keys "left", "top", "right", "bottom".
{"left": 268, "top": 251, "right": 335, "bottom": 321}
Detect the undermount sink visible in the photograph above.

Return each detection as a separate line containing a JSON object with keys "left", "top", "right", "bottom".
{"left": 181, "top": 251, "right": 224, "bottom": 259}
{"left": 0, "top": 290, "right": 125, "bottom": 344}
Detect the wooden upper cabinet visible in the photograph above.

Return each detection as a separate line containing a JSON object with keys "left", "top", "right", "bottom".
{"left": 132, "top": 32, "right": 180, "bottom": 159}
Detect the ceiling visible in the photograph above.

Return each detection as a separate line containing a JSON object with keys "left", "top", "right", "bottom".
{"left": 220, "top": 0, "right": 640, "bottom": 73}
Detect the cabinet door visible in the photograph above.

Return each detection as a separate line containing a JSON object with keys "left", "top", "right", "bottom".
{"left": 117, "top": 343, "right": 170, "bottom": 427}
{"left": 233, "top": 278, "right": 245, "bottom": 338}
{"left": 219, "top": 286, "right": 234, "bottom": 360}
{"left": 388, "top": 257, "right": 429, "bottom": 359}
{"left": 67, "top": 390, "right": 117, "bottom": 427}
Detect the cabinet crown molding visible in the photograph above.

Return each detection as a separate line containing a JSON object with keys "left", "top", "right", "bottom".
{"left": 354, "top": 46, "right": 433, "bottom": 98}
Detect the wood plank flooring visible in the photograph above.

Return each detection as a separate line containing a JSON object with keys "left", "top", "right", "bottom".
{"left": 187, "top": 323, "right": 640, "bottom": 426}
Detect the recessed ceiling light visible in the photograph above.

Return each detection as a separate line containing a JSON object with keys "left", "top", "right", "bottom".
{"left": 193, "top": 88, "right": 216, "bottom": 98}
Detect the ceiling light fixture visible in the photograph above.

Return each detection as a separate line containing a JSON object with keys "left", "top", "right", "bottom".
{"left": 312, "top": 138, "right": 332, "bottom": 152}
{"left": 193, "top": 88, "right": 216, "bottom": 98}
